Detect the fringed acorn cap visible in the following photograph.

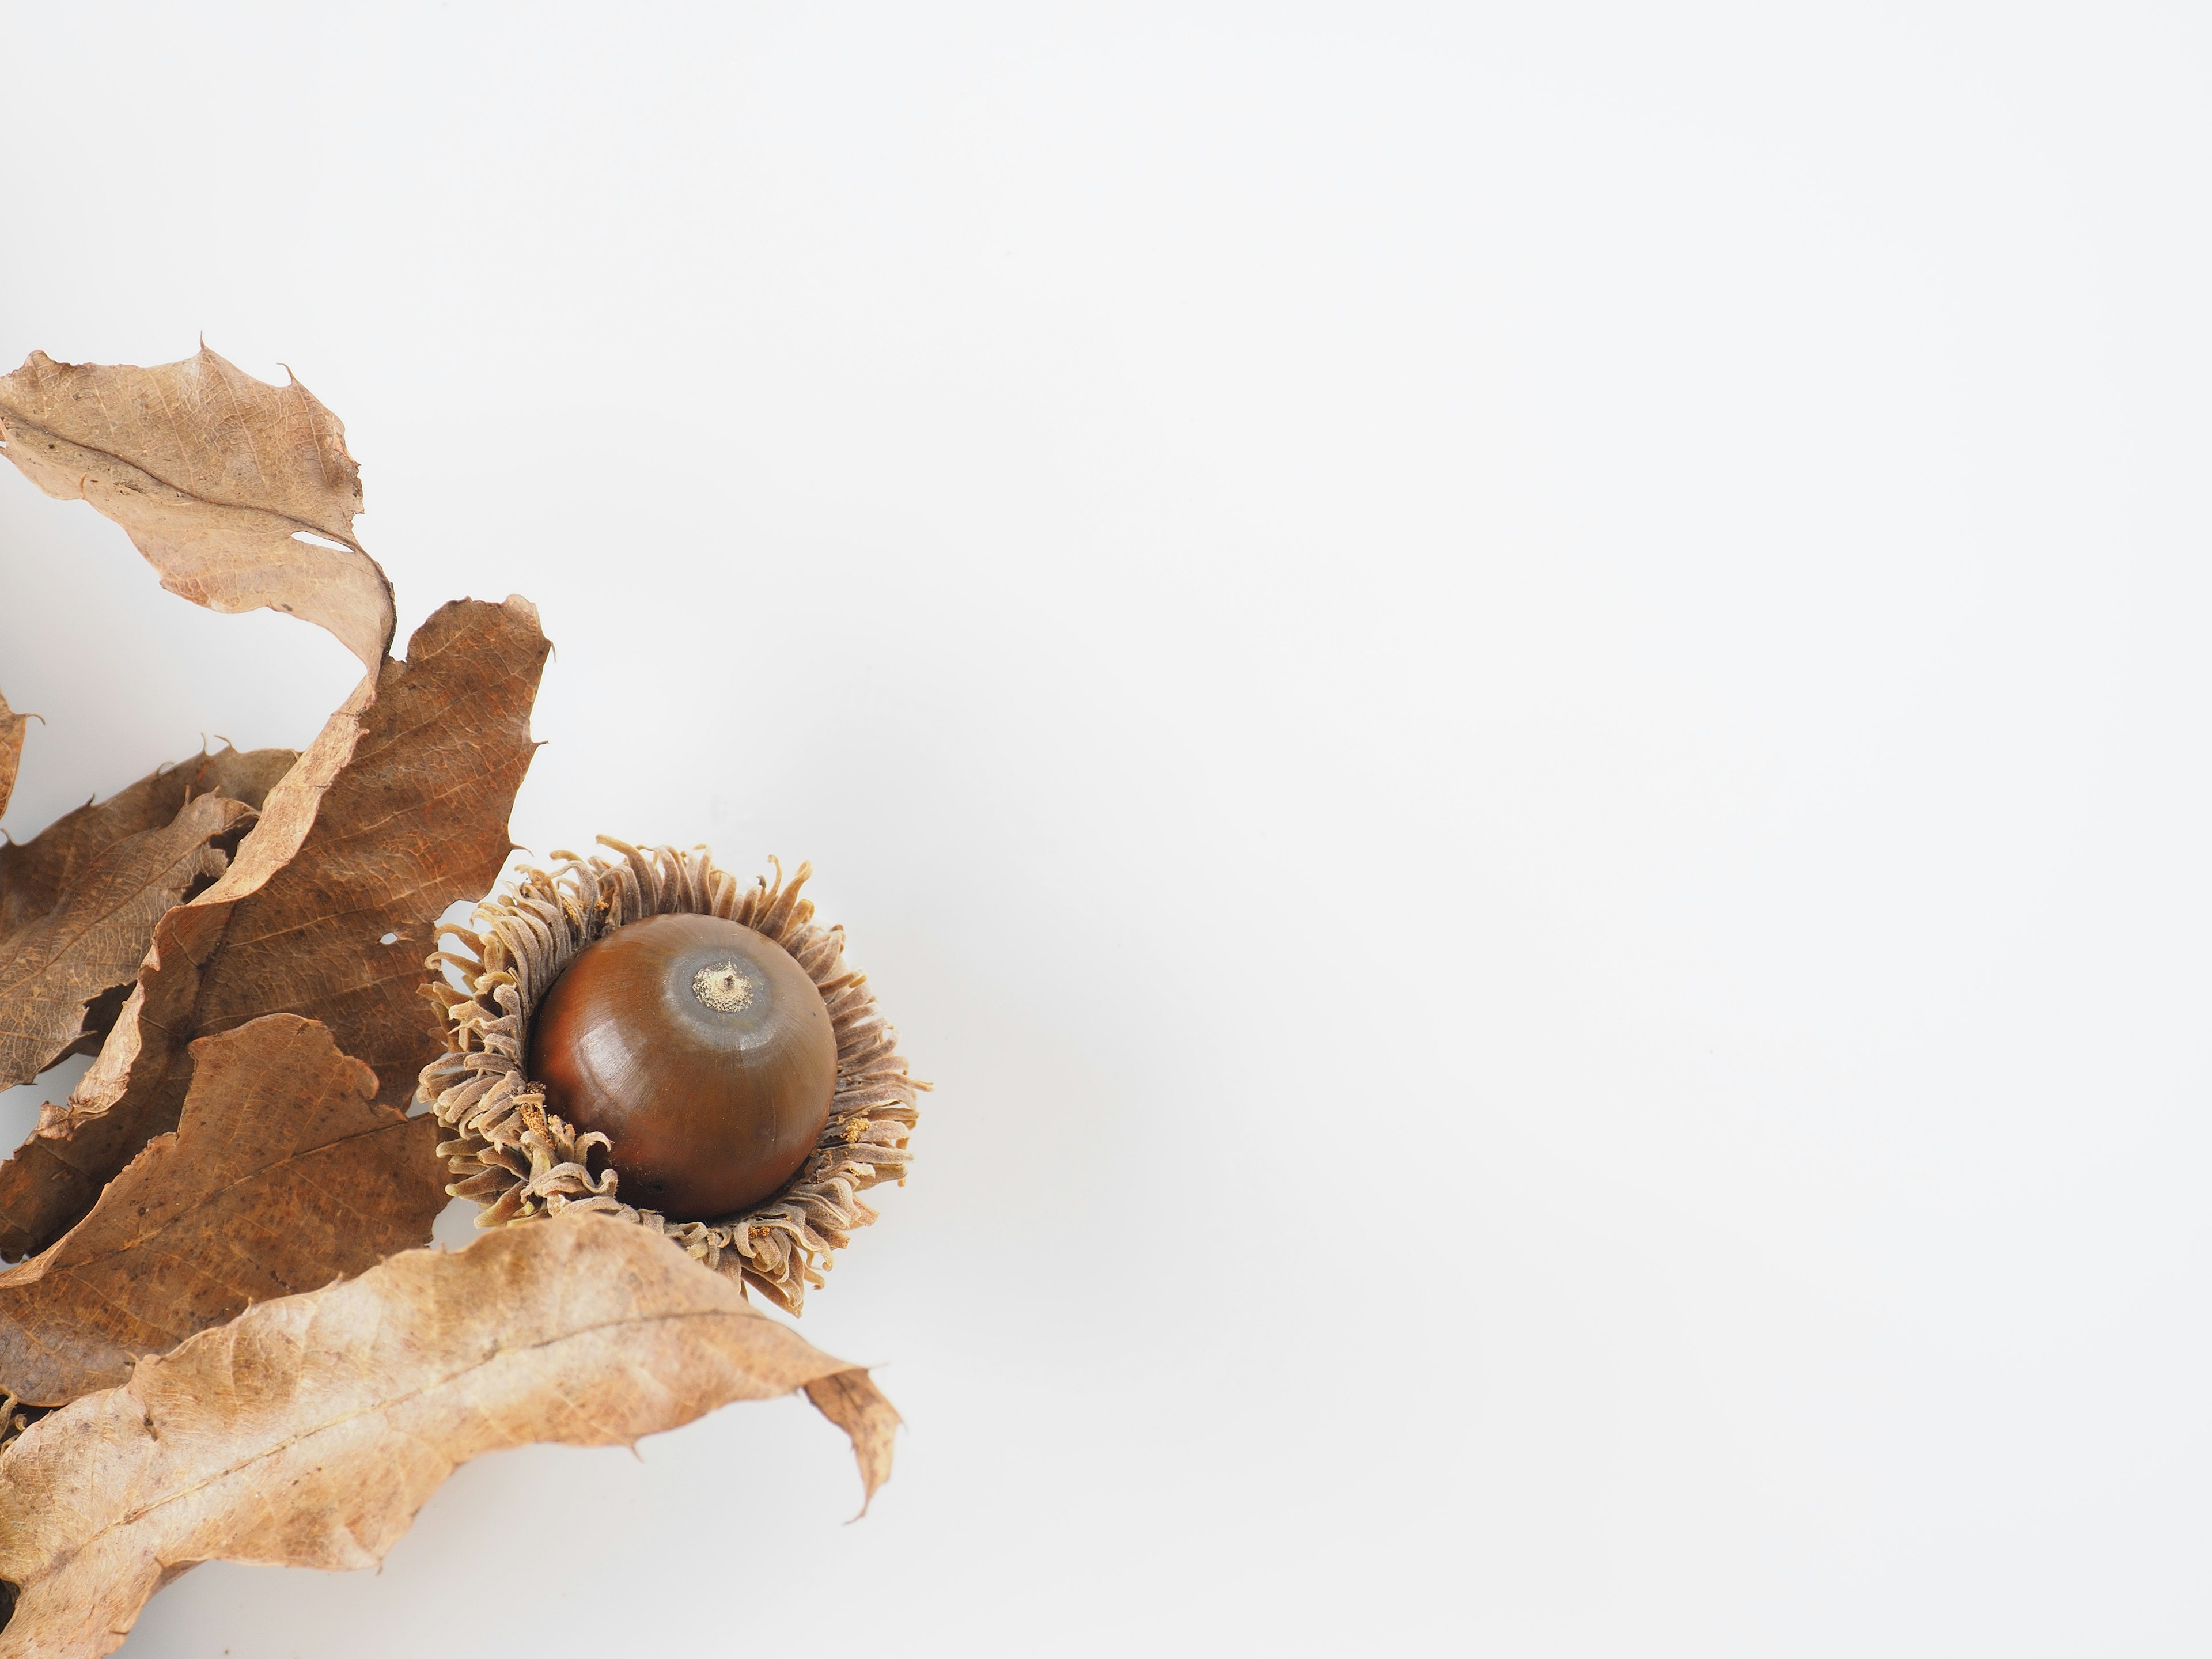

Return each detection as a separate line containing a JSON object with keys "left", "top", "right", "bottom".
{"left": 418, "top": 839, "right": 921, "bottom": 1312}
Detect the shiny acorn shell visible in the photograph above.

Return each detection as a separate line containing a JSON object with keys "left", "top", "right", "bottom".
{"left": 529, "top": 912, "right": 838, "bottom": 1218}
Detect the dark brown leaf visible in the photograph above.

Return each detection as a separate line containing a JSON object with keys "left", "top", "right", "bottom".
{"left": 0, "top": 748, "right": 292, "bottom": 1088}
{"left": 0, "top": 597, "right": 548, "bottom": 1259}
{"left": 0, "top": 1216, "right": 896, "bottom": 1659}
{"left": 0, "top": 791, "right": 252, "bottom": 1092}
{"left": 0, "top": 1013, "right": 444, "bottom": 1406}
{"left": 0, "top": 346, "right": 394, "bottom": 670}
{"left": 0, "top": 745, "right": 294, "bottom": 938}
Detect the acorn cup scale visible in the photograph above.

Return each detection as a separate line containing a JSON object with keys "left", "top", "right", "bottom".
{"left": 528, "top": 912, "right": 838, "bottom": 1218}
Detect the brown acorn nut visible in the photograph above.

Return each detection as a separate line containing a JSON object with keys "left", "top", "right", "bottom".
{"left": 418, "top": 842, "right": 921, "bottom": 1313}
{"left": 528, "top": 913, "right": 837, "bottom": 1218}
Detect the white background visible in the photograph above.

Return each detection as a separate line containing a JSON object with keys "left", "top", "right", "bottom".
{"left": 1, "top": 3, "right": 2208, "bottom": 1653}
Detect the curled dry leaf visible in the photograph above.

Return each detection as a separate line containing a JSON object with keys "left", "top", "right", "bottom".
{"left": 0, "top": 793, "right": 250, "bottom": 1092}
{"left": 0, "top": 1215, "right": 899, "bottom": 1659}
{"left": 0, "top": 1013, "right": 445, "bottom": 1407}
{"left": 804, "top": 1367, "right": 903, "bottom": 1507}
{"left": 0, "top": 689, "right": 24, "bottom": 824}
{"left": 0, "top": 598, "right": 549, "bottom": 1259}
{"left": 0, "top": 346, "right": 393, "bottom": 671}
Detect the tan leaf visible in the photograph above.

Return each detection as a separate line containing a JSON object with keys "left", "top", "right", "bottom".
{"left": 0, "top": 1013, "right": 444, "bottom": 1407}
{"left": 0, "top": 597, "right": 548, "bottom": 1259}
{"left": 0, "top": 1216, "right": 897, "bottom": 1659}
{"left": 0, "top": 689, "right": 25, "bottom": 825}
{"left": 0, "top": 347, "right": 393, "bottom": 670}
{"left": 804, "top": 1366, "right": 903, "bottom": 1514}
{"left": 0, "top": 791, "right": 252, "bottom": 1092}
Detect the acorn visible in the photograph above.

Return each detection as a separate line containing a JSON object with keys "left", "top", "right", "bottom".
{"left": 417, "top": 840, "right": 920, "bottom": 1312}
{"left": 529, "top": 912, "right": 837, "bottom": 1217}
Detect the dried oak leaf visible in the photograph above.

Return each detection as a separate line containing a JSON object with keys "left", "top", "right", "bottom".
{"left": 0, "top": 747, "right": 294, "bottom": 1080}
{"left": 0, "top": 1013, "right": 444, "bottom": 1407}
{"left": 0, "top": 599, "right": 548, "bottom": 1260}
{"left": 0, "top": 689, "right": 25, "bottom": 824}
{"left": 0, "top": 346, "right": 393, "bottom": 671}
{"left": 0, "top": 745, "right": 294, "bottom": 941}
{"left": 0, "top": 791, "right": 251, "bottom": 1093}
{"left": 0, "top": 1215, "right": 900, "bottom": 1659}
